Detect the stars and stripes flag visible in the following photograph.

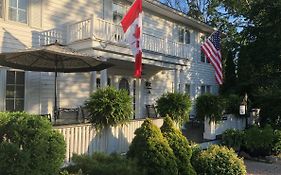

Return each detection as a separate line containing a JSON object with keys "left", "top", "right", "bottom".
{"left": 201, "top": 31, "right": 223, "bottom": 85}
{"left": 121, "top": 0, "right": 142, "bottom": 78}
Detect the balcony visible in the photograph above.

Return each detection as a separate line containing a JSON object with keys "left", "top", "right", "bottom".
{"left": 65, "top": 16, "right": 192, "bottom": 59}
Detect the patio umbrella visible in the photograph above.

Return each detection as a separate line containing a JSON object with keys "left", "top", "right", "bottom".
{"left": 0, "top": 42, "right": 113, "bottom": 119}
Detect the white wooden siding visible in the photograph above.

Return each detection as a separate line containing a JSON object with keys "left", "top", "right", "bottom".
{"left": 55, "top": 118, "right": 164, "bottom": 163}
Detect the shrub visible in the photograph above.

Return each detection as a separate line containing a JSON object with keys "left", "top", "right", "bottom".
{"left": 156, "top": 92, "right": 192, "bottom": 124}
{"left": 222, "top": 129, "right": 245, "bottom": 151}
{"left": 195, "top": 94, "right": 225, "bottom": 122}
{"left": 192, "top": 145, "right": 246, "bottom": 175}
{"left": 66, "top": 152, "right": 144, "bottom": 175}
{"left": 161, "top": 117, "right": 196, "bottom": 175}
{"left": 272, "top": 129, "right": 281, "bottom": 155}
{"left": 224, "top": 94, "right": 241, "bottom": 116}
{"left": 0, "top": 112, "right": 66, "bottom": 175}
{"left": 127, "top": 119, "right": 178, "bottom": 175}
{"left": 244, "top": 125, "right": 273, "bottom": 156}
{"left": 85, "top": 87, "right": 133, "bottom": 130}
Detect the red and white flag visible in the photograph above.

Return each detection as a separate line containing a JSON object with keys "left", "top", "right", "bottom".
{"left": 121, "top": 0, "right": 142, "bottom": 78}
{"left": 201, "top": 31, "right": 223, "bottom": 85}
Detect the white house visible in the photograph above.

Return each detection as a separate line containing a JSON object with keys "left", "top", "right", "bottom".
{"left": 0, "top": 0, "right": 218, "bottom": 119}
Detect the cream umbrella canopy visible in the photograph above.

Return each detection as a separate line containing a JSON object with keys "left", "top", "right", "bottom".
{"left": 0, "top": 42, "right": 113, "bottom": 118}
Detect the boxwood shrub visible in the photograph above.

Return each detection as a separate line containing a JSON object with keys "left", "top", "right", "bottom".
{"left": 85, "top": 87, "right": 133, "bottom": 131}
{"left": 273, "top": 129, "right": 281, "bottom": 155}
{"left": 127, "top": 119, "right": 178, "bottom": 175}
{"left": 192, "top": 145, "right": 246, "bottom": 175}
{"left": 161, "top": 117, "right": 196, "bottom": 175}
{"left": 222, "top": 129, "right": 245, "bottom": 152}
{"left": 0, "top": 112, "right": 66, "bottom": 175}
{"left": 65, "top": 152, "right": 144, "bottom": 175}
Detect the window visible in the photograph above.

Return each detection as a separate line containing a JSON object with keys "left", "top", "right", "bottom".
{"left": 6, "top": 71, "right": 25, "bottom": 111}
{"left": 96, "top": 78, "right": 101, "bottom": 89}
{"left": 0, "top": 0, "right": 3, "bottom": 18}
{"left": 119, "top": 78, "right": 130, "bottom": 94}
{"left": 178, "top": 28, "right": 190, "bottom": 44}
{"left": 8, "top": 0, "right": 28, "bottom": 23}
{"left": 113, "top": 3, "right": 126, "bottom": 24}
{"left": 185, "top": 84, "right": 190, "bottom": 95}
{"left": 200, "top": 34, "right": 210, "bottom": 63}
{"left": 200, "top": 85, "right": 211, "bottom": 95}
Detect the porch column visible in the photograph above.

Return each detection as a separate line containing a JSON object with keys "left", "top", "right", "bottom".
{"left": 91, "top": 71, "right": 97, "bottom": 92}
{"left": 0, "top": 68, "right": 5, "bottom": 111}
{"left": 135, "top": 78, "right": 141, "bottom": 119}
{"left": 174, "top": 69, "right": 179, "bottom": 92}
{"left": 179, "top": 69, "right": 185, "bottom": 93}
{"left": 100, "top": 70, "right": 108, "bottom": 88}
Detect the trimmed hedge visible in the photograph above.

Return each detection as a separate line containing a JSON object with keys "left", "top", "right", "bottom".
{"left": 192, "top": 145, "right": 246, "bottom": 175}
{"left": 65, "top": 152, "right": 144, "bottom": 175}
{"left": 0, "top": 112, "right": 66, "bottom": 175}
{"left": 161, "top": 117, "right": 196, "bottom": 175}
{"left": 127, "top": 119, "right": 178, "bottom": 175}
{"left": 156, "top": 92, "right": 192, "bottom": 124}
{"left": 85, "top": 87, "right": 133, "bottom": 130}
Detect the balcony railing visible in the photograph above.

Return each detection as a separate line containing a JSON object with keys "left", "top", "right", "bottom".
{"left": 67, "top": 16, "right": 192, "bottom": 59}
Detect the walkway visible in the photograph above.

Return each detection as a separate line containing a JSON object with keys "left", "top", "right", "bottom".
{"left": 245, "top": 160, "right": 281, "bottom": 175}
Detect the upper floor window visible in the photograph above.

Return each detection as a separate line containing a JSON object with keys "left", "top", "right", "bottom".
{"left": 6, "top": 70, "right": 25, "bottom": 111}
{"left": 0, "top": 1, "right": 3, "bottom": 18}
{"left": 200, "top": 85, "right": 211, "bottom": 95}
{"left": 113, "top": 3, "right": 126, "bottom": 24}
{"left": 200, "top": 34, "right": 210, "bottom": 63}
{"left": 178, "top": 28, "right": 190, "bottom": 44}
{"left": 8, "top": 0, "right": 28, "bottom": 24}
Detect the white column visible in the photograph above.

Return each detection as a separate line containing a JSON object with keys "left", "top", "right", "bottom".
{"left": 179, "top": 69, "right": 185, "bottom": 93}
{"left": 91, "top": 71, "right": 97, "bottom": 92}
{"left": 174, "top": 69, "right": 179, "bottom": 92}
{"left": 0, "top": 68, "right": 6, "bottom": 111}
{"left": 100, "top": 69, "right": 107, "bottom": 88}
{"left": 135, "top": 78, "right": 141, "bottom": 119}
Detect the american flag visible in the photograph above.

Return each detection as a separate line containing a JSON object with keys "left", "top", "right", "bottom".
{"left": 201, "top": 31, "right": 223, "bottom": 85}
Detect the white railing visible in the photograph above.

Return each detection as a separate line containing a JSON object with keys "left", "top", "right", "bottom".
{"left": 39, "top": 29, "right": 65, "bottom": 45}
{"left": 54, "top": 118, "right": 164, "bottom": 163}
{"left": 67, "top": 16, "right": 192, "bottom": 58}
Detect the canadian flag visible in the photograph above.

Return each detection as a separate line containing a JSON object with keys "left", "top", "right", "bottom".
{"left": 121, "top": 0, "right": 142, "bottom": 78}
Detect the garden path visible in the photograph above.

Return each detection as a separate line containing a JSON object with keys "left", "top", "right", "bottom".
{"left": 245, "top": 160, "right": 281, "bottom": 175}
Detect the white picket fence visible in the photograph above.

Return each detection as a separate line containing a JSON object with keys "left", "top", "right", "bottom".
{"left": 54, "top": 118, "right": 163, "bottom": 163}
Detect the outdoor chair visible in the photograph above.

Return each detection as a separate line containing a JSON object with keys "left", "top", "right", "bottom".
{"left": 39, "top": 113, "right": 52, "bottom": 122}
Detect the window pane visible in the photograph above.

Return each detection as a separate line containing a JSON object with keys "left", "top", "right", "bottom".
{"left": 6, "top": 99, "right": 15, "bottom": 111}
{"left": 15, "top": 86, "right": 24, "bottom": 98}
{"left": 16, "top": 72, "right": 25, "bottom": 84}
{"left": 200, "top": 85, "right": 205, "bottom": 94}
{"left": 6, "top": 85, "right": 15, "bottom": 98}
{"left": 19, "top": 0, "right": 27, "bottom": 10}
{"left": 185, "top": 30, "right": 190, "bottom": 44}
{"left": 9, "top": 0, "right": 17, "bottom": 8}
{"left": 15, "top": 99, "right": 24, "bottom": 111}
{"left": 18, "top": 10, "right": 27, "bottom": 23}
{"left": 6, "top": 71, "right": 15, "bottom": 84}
{"left": 8, "top": 8, "right": 17, "bottom": 21}
{"left": 96, "top": 78, "right": 100, "bottom": 88}
{"left": 0, "top": 1, "right": 2, "bottom": 18}
{"left": 185, "top": 84, "right": 190, "bottom": 95}
{"left": 178, "top": 29, "right": 184, "bottom": 43}
{"left": 206, "top": 86, "right": 211, "bottom": 93}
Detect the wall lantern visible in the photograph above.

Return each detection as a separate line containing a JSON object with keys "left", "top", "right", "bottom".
{"left": 239, "top": 93, "right": 248, "bottom": 115}
{"left": 145, "top": 81, "right": 152, "bottom": 94}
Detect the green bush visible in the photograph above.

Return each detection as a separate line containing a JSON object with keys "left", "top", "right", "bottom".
{"left": 224, "top": 94, "right": 241, "bottom": 116}
{"left": 222, "top": 129, "right": 245, "bottom": 151}
{"left": 195, "top": 94, "right": 225, "bottom": 122}
{"left": 85, "top": 87, "right": 133, "bottom": 130}
{"left": 272, "top": 130, "right": 281, "bottom": 155}
{"left": 156, "top": 92, "right": 192, "bottom": 124}
{"left": 66, "top": 152, "right": 144, "bottom": 175}
{"left": 161, "top": 117, "right": 196, "bottom": 175}
{"left": 127, "top": 119, "right": 178, "bottom": 175}
{"left": 0, "top": 112, "right": 66, "bottom": 175}
{"left": 244, "top": 125, "right": 273, "bottom": 156}
{"left": 192, "top": 145, "right": 246, "bottom": 175}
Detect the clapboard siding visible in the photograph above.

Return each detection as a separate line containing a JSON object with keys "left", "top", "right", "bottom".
{"left": 55, "top": 118, "right": 164, "bottom": 163}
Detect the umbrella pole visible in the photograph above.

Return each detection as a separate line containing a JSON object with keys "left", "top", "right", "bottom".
{"left": 54, "top": 71, "right": 58, "bottom": 122}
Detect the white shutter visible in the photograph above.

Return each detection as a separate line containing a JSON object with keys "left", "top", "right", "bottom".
{"left": 29, "top": 0, "right": 42, "bottom": 28}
